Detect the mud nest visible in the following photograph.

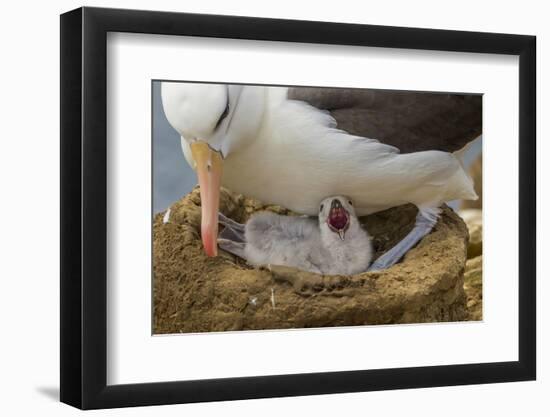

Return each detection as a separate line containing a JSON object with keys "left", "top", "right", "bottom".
{"left": 153, "top": 187, "right": 470, "bottom": 334}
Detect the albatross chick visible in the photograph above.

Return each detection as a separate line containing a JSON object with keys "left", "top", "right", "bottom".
{"left": 218, "top": 196, "right": 372, "bottom": 275}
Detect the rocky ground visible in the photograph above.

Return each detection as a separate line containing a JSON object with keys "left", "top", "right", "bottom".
{"left": 460, "top": 208, "right": 483, "bottom": 321}
{"left": 153, "top": 187, "right": 474, "bottom": 334}
{"left": 459, "top": 154, "right": 483, "bottom": 321}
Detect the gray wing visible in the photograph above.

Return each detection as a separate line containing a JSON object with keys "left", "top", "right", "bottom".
{"left": 287, "top": 87, "right": 482, "bottom": 154}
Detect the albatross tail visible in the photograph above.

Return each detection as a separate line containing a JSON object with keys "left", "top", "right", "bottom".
{"left": 449, "top": 158, "right": 478, "bottom": 201}
{"left": 451, "top": 137, "right": 480, "bottom": 201}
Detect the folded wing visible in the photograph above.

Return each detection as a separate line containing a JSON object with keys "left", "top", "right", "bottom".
{"left": 287, "top": 87, "right": 482, "bottom": 154}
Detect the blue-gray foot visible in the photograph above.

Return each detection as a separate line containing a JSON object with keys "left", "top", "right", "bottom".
{"left": 218, "top": 212, "right": 245, "bottom": 242}
{"left": 218, "top": 212, "right": 245, "bottom": 232}
{"left": 218, "top": 213, "right": 246, "bottom": 259}
{"left": 217, "top": 238, "right": 246, "bottom": 259}
{"left": 367, "top": 208, "right": 439, "bottom": 272}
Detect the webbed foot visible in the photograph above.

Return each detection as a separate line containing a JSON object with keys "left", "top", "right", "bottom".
{"left": 217, "top": 238, "right": 246, "bottom": 259}
{"left": 217, "top": 213, "right": 246, "bottom": 259}
{"left": 367, "top": 207, "right": 439, "bottom": 271}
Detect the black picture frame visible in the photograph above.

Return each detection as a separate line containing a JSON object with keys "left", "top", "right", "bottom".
{"left": 60, "top": 6, "right": 536, "bottom": 410}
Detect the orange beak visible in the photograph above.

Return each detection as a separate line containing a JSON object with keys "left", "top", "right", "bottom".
{"left": 190, "top": 142, "right": 223, "bottom": 257}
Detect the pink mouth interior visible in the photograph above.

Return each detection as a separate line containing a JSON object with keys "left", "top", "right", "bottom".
{"left": 328, "top": 207, "right": 350, "bottom": 231}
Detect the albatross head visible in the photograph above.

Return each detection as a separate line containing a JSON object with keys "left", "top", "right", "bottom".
{"left": 161, "top": 82, "right": 265, "bottom": 256}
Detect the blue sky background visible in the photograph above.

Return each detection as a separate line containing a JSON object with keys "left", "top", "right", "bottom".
{"left": 153, "top": 81, "right": 197, "bottom": 213}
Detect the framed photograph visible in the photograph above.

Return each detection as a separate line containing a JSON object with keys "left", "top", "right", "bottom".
{"left": 60, "top": 6, "right": 536, "bottom": 409}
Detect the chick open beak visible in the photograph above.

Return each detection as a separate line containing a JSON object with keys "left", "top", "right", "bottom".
{"left": 190, "top": 142, "right": 223, "bottom": 257}
{"left": 327, "top": 199, "right": 350, "bottom": 240}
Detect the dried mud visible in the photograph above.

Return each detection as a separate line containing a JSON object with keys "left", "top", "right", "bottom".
{"left": 153, "top": 187, "right": 470, "bottom": 334}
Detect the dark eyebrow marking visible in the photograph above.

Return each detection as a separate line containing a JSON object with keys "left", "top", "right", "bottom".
{"left": 215, "top": 87, "right": 230, "bottom": 130}
{"left": 224, "top": 86, "right": 243, "bottom": 133}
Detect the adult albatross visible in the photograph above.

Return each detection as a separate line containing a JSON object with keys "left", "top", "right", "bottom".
{"left": 161, "top": 83, "right": 480, "bottom": 270}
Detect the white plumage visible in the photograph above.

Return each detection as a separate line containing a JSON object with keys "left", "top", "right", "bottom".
{"left": 175, "top": 86, "right": 476, "bottom": 216}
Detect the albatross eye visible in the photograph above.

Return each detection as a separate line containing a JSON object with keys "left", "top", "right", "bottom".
{"left": 320, "top": 204, "right": 324, "bottom": 212}
{"left": 215, "top": 101, "right": 230, "bottom": 130}
{"left": 348, "top": 200, "right": 353, "bottom": 205}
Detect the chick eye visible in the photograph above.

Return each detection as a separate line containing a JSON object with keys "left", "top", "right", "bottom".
{"left": 348, "top": 200, "right": 353, "bottom": 205}
{"left": 320, "top": 204, "right": 324, "bottom": 211}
